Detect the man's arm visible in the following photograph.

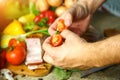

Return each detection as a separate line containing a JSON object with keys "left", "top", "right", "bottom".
{"left": 67, "top": 0, "right": 106, "bottom": 19}
{"left": 89, "top": 34, "right": 120, "bottom": 67}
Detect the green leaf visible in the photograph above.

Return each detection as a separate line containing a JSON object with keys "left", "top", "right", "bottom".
{"left": 25, "top": 29, "right": 50, "bottom": 36}
{"left": 50, "top": 7, "right": 56, "bottom": 11}
{"left": 40, "top": 18, "right": 48, "bottom": 23}
{"left": 53, "top": 67, "right": 72, "bottom": 80}
{"left": 24, "top": 22, "right": 35, "bottom": 32}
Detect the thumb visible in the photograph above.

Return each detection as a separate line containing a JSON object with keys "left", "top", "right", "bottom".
{"left": 43, "top": 53, "right": 54, "bottom": 64}
{"left": 61, "top": 29, "right": 76, "bottom": 39}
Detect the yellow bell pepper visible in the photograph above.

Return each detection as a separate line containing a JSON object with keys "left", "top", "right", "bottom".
{"left": 3, "top": 20, "right": 25, "bottom": 36}
{"left": 18, "top": 13, "right": 35, "bottom": 24}
{"left": 1, "top": 34, "right": 14, "bottom": 49}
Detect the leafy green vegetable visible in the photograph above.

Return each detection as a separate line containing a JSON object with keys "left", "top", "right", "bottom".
{"left": 24, "top": 22, "right": 35, "bottom": 32}
{"left": 40, "top": 18, "right": 48, "bottom": 23}
{"left": 24, "top": 29, "right": 50, "bottom": 36}
{"left": 53, "top": 67, "right": 72, "bottom": 80}
{"left": 14, "top": 29, "right": 49, "bottom": 40}
{"left": 37, "top": 18, "right": 49, "bottom": 27}
{"left": 53, "top": 67, "right": 81, "bottom": 80}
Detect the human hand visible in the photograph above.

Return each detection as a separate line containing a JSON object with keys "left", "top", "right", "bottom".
{"left": 48, "top": 3, "right": 92, "bottom": 36}
{"left": 43, "top": 29, "right": 95, "bottom": 70}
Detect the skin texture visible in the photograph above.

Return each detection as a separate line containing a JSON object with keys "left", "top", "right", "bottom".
{"left": 42, "top": 0, "right": 120, "bottom": 70}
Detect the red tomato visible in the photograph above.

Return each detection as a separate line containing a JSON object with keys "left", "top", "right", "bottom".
{"left": 6, "top": 46, "right": 26, "bottom": 65}
{"left": 0, "top": 50, "right": 6, "bottom": 69}
{"left": 34, "top": 10, "right": 56, "bottom": 25}
{"left": 34, "top": 15, "right": 41, "bottom": 23}
{"left": 57, "top": 19, "right": 67, "bottom": 32}
{"left": 51, "top": 34, "right": 63, "bottom": 47}
{"left": 39, "top": 11, "right": 46, "bottom": 19}
{"left": 45, "top": 10, "right": 56, "bottom": 25}
{"left": 8, "top": 38, "right": 26, "bottom": 49}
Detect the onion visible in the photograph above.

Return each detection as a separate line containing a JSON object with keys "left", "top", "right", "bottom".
{"left": 47, "top": 0, "right": 63, "bottom": 7}
{"left": 36, "top": 0, "right": 49, "bottom": 12}
{"left": 55, "top": 6, "right": 67, "bottom": 17}
{"left": 64, "top": 0, "right": 75, "bottom": 8}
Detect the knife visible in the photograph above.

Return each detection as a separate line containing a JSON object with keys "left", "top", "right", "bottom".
{"left": 80, "top": 65, "right": 113, "bottom": 78}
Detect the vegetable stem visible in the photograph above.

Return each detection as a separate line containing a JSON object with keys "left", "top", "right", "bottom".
{"left": 16, "top": 29, "right": 50, "bottom": 39}
{"left": 25, "top": 29, "right": 50, "bottom": 36}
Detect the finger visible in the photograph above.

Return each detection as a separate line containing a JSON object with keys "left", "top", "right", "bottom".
{"left": 48, "top": 18, "right": 60, "bottom": 35}
{"left": 42, "top": 36, "right": 59, "bottom": 57}
{"left": 42, "top": 37, "right": 53, "bottom": 52}
{"left": 43, "top": 53, "right": 54, "bottom": 64}
{"left": 64, "top": 13, "right": 72, "bottom": 27}
{"left": 61, "top": 29, "right": 76, "bottom": 39}
{"left": 48, "top": 23, "right": 57, "bottom": 35}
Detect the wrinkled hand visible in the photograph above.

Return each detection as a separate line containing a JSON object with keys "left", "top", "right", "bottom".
{"left": 49, "top": 13, "right": 91, "bottom": 36}
{"left": 43, "top": 29, "right": 94, "bottom": 70}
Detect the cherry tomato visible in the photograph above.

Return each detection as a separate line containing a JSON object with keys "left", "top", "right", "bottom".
{"left": 39, "top": 11, "right": 46, "bottom": 19}
{"left": 0, "top": 50, "right": 6, "bottom": 69}
{"left": 34, "top": 15, "right": 41, "bottom": 23}
{"left": 51, "top": 34, "right": 63, "bottom": 47}
{"left": 57, "top": 19, "right": 67, "bottom": 32}
{"left": 6, "top": 46, "right": 26, "bottom": 65}
{"left": 45, "top": 10, "right": 56, "bottom": 25}
{"left": 8, "top": 38, "right": 26, "bottom": 49}
{"left": 34, "top": 10, "right": 56, "bottom": 25}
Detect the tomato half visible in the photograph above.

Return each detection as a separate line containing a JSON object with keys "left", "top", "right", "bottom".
{"left": 51, "top": 34, "right": 63, "bottom": 47}
{"left": 6, "top": 46, "right": 26, "bottom": 65}
{"left": 57, "top": 19, "right": 66, "bottom": 32}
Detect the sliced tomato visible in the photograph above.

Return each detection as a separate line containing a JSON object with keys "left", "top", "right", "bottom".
{"left": 51, "top": 34, "right": 63, "bottom": 47}
{"left": 57, "top": 19, "right": 67, "bottom": 32}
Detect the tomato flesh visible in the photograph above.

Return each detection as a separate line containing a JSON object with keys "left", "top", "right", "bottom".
{"left": 57, "top": 19, "right": 66, "bottom": 32}
{"left": 51, "top": 34, "right": 63, "bottom": 47}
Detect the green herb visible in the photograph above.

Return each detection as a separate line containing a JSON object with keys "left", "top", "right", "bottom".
{"left": 53, "top": 67, "right": 81, "bottom": 80}
{"left": 53, "top": 67, "right": 72, "bottom": 80}
{"left": 24, "top": 22, "right": 35, "bottom": 32}
{"left": 38, "top": 22, "right": 48, "bottom": 27}
{"left": 40, "top": 18, "right": 48, "bottom": 23}
{"left": 25, "top": 29, "right": 50, "bottom": 36}
{"left": 37, "top": 18, "right": 49, "bottom": 27}
{"left": 15, "top": 29, "right": 50, "bottom": 39}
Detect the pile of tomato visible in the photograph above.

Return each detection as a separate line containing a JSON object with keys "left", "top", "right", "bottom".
{"left": 0, "top": 38, "right": 26, "bottom": 69}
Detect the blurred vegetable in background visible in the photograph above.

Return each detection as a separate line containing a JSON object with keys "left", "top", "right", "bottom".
{"left": 0, "top": 0, "right": 29, "bottom": 32}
